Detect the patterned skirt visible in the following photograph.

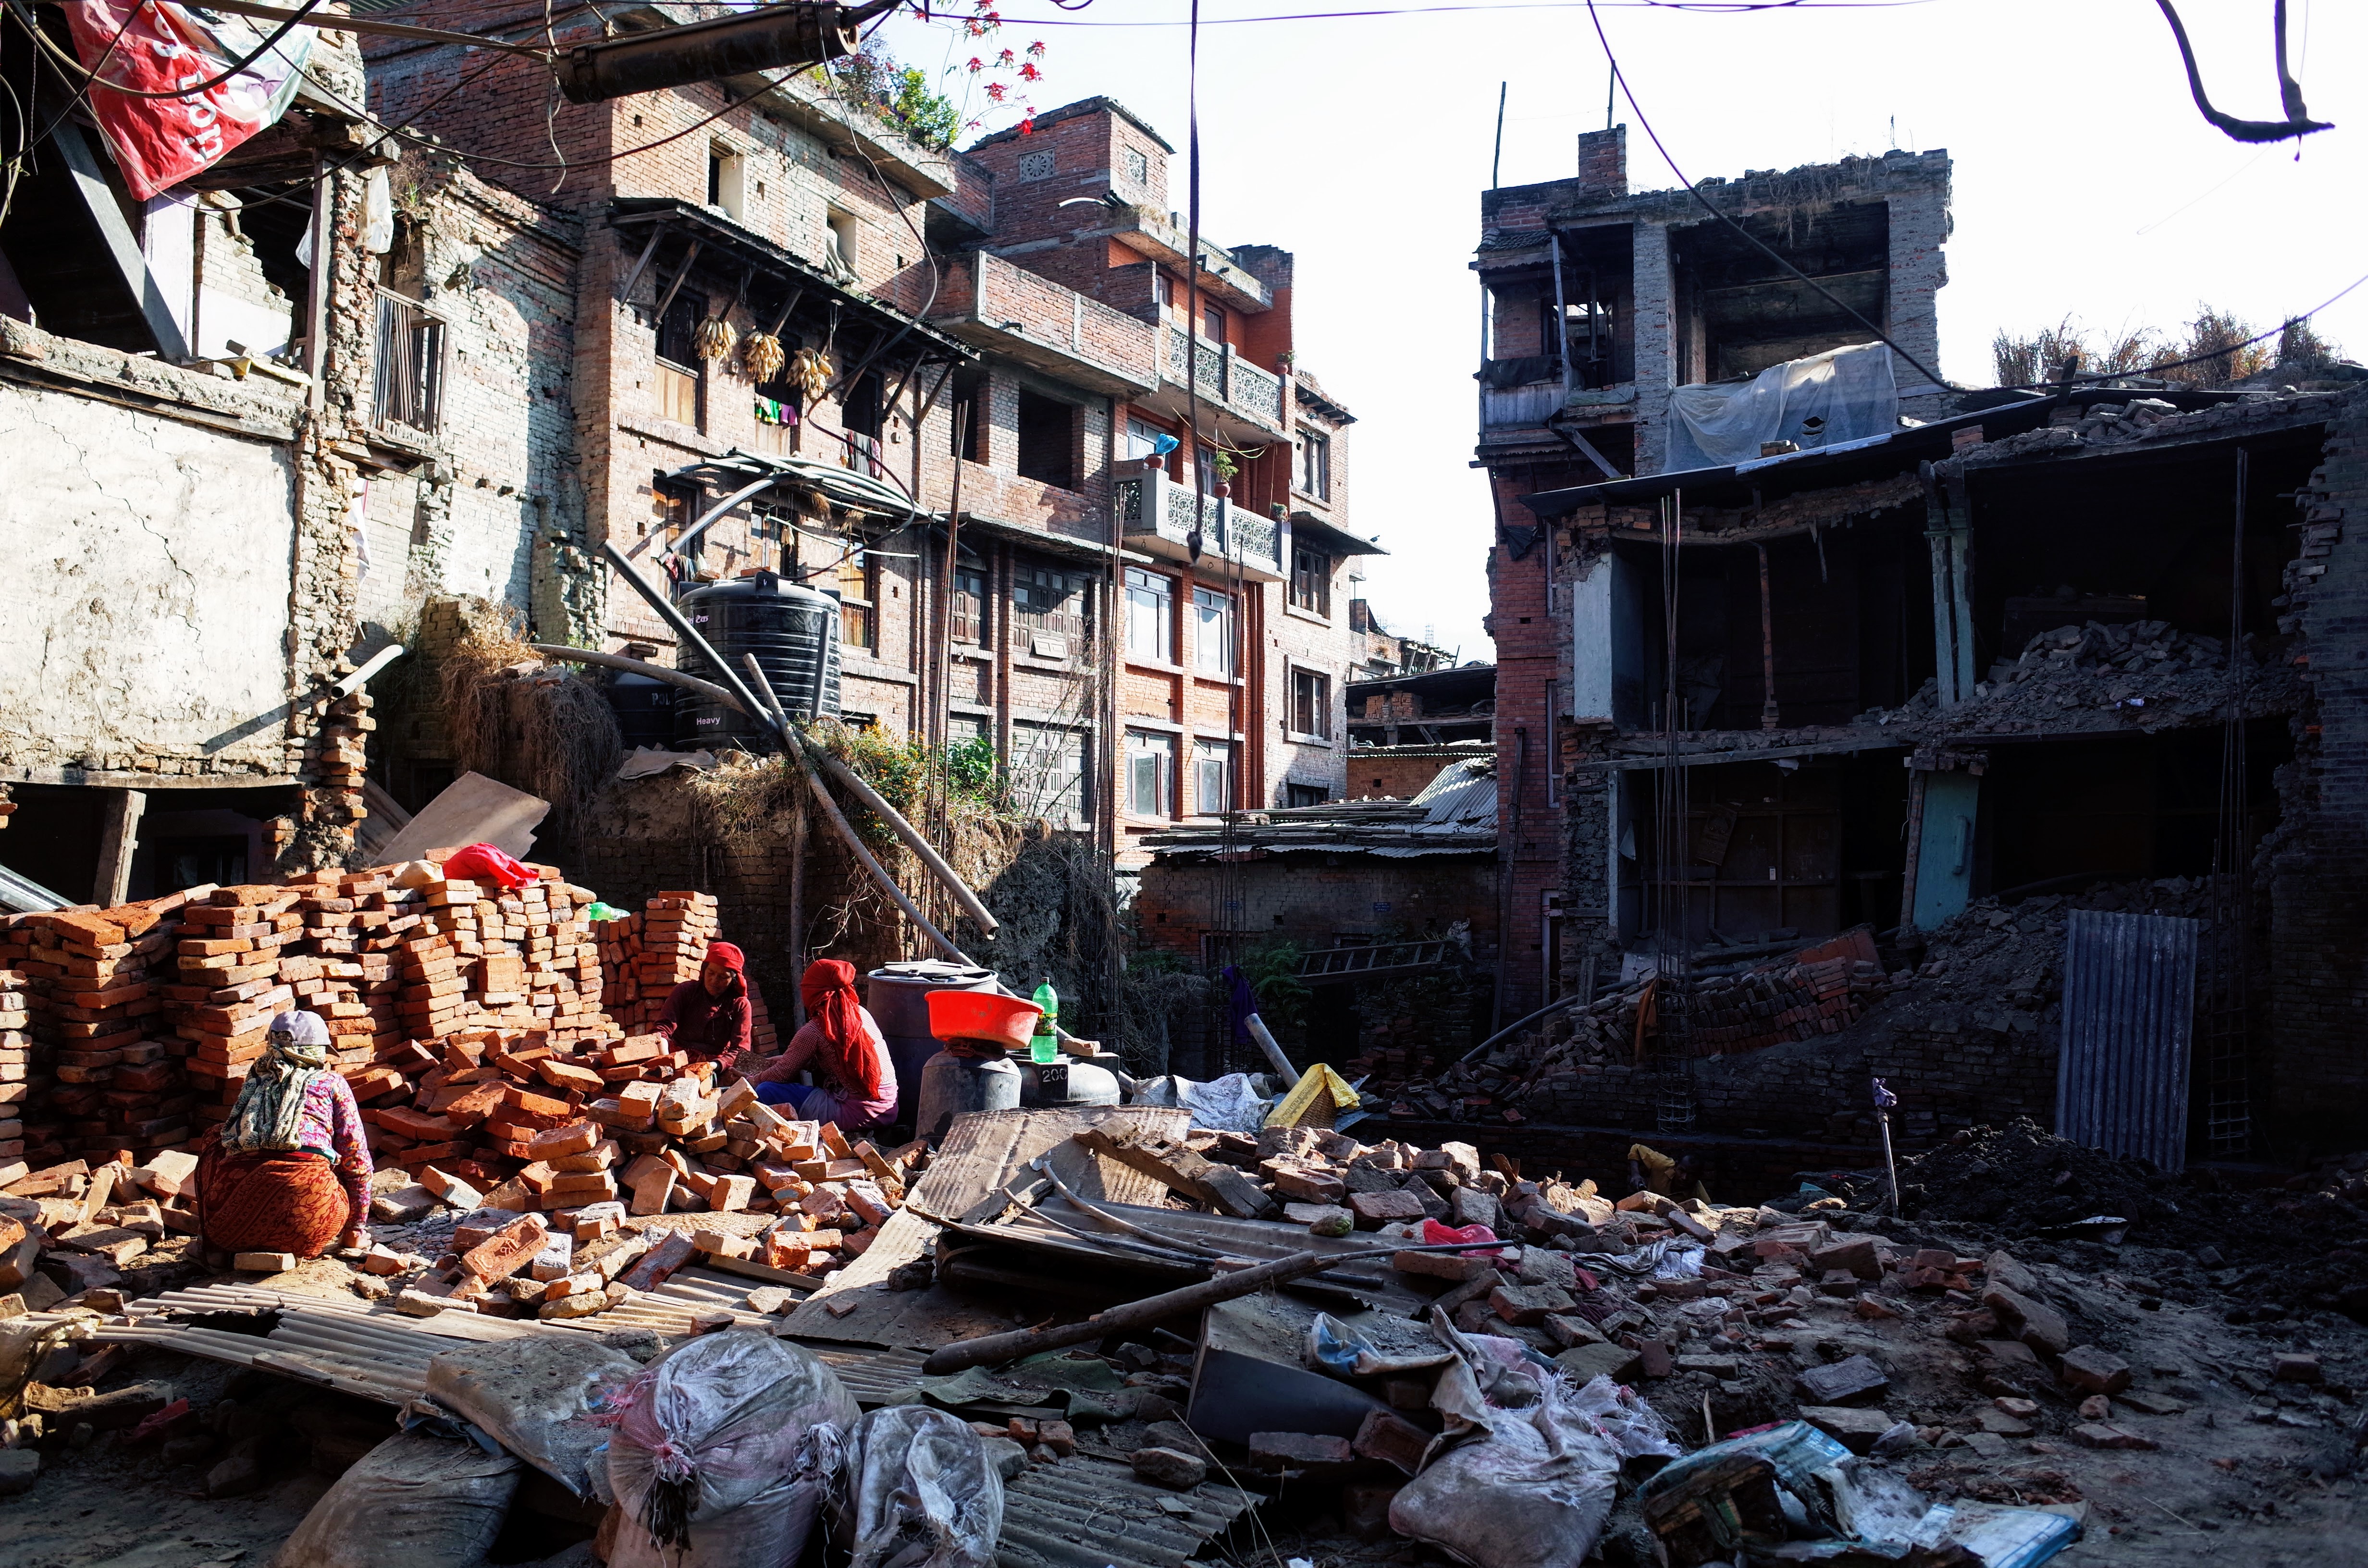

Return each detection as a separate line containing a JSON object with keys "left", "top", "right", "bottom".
{"left": 197, "top": 1146, "right": 353, "bottom": 1259}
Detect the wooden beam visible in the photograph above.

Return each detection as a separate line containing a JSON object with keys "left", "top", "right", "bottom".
{"left": 93, "top": 788, "right": 146, "bottom": 907}
{"left": 52, "top": 125, "right": 188, "bottom": 362}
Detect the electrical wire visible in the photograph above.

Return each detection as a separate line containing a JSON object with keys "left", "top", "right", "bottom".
{"left": 1580, "top": 0, "right": 1958, "bottom": 394}
{"left": 14, "top": 0, "right": 328, "bottom": 100}
{"left": 1004, "top": 0, "right": 1938, "bottom": 21}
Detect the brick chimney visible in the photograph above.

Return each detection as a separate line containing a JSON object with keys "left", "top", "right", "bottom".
{"left": 1577, "top": 126, "right": 1627, "bottom": 198}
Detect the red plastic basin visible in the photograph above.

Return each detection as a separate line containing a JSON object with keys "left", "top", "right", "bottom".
{"left": 925, "top": 988, "right": 1042, "bottom": 1049}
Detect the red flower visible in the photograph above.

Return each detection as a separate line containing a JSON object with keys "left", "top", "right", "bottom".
{"left": 1017, "top": 61, "right": 1041, "bottom": 81}
{"left": 995, "top": 48, "right": 1015, "bottom": 66}
{"left": 1026, "top": 39, "right": 1046, "bottom": 57}
{"left": 965, "top": 55, "right": 984, "bottom": 71}
{"left": 984, "top": 81, "right": 1007, "bottom": 102}
{"left": 1018, "top": 115, "right": 1036, "bottom": 135}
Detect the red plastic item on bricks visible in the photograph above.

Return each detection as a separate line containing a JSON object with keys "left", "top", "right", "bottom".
{"left": 440, "top": 843, "right": 536, "bottom": 892}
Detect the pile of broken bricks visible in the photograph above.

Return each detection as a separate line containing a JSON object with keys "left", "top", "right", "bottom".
{"left": 0, "top": 1150, "right": 203, "bottom": 1319}
{"left": 350, "top": 1077, "right": 931, "bottom": 1321}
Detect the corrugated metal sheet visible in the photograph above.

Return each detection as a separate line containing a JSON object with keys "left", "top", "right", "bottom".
{"left": 2056, "top": 909, "right": 2199, "bottom": 1174}
{"left": 62, "top": 1282, "right": 1265, "bottom": 1568}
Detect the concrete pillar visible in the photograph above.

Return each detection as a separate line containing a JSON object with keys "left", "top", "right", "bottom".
{"left": 92, "top": 788, "right": 146, "bottom": 907}
{"left": 1628, "top": 220, "right": 1676, "bottom": 475}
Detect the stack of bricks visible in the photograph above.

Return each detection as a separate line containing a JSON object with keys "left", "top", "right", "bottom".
{"left": 0, "top": 968, "right": 27, "bottom": 1175}
{"left": 595, "top": 892, "right": 778, "bottom": 1054}
{"left": 2, "top": 899, "right": 198, "bottom": 1175}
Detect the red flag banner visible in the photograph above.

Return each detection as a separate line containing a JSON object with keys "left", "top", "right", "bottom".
{"left": 63, "top": 0, "right": 316, "bottom": 200}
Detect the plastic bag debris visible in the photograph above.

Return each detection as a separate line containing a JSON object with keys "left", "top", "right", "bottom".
{"left": 1564, "top": 1374, "right": 1680, "bottom": 1461}
{"left": 273, "top": 1432, "right": 521, "bottom": 1568}
{"left": 1640, "top": 1423, "right": 2081, "bottom": 1568}
{"left": 597, "top": 1329, "right": 857, "bottom": 1568}
{"left": 834, "top": 1405, "right": 1004, "bottom": 1568}
{"left": 1387, "top": 1306, "right": 1627, "bottom": 1568}
{"left": 1132, "top": 1072, "right": 1271, "bottom": 1133}
{"left": 1307, "top": 1312, "right": 1456, "bottom": 1380}
{"left": 425, "top": 1334, "right": 637, "bottom": 1500}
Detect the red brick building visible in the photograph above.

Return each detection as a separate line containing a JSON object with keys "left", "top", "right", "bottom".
{"left": 358, "top": 30, "right": 1386, "bottom": 859}
{"left": 1473, "top": 128, "right": 1953, "bottom": 1024}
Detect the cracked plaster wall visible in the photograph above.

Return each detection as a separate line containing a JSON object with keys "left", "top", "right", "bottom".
{"left": 0, "top": 384, "right": 299, "bottom": 775}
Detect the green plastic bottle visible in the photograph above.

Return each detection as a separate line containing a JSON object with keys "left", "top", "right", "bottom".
{"left": 1030, "top": 980, "right": 1060, "bottom": 1065}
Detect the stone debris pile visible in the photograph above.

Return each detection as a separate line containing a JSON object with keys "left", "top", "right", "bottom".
{"left": 1349, "top": 930, "right": 1889, "bottom": 1126}
{"left": 1858, "top": 616, "right": 2296, "bottom": 735}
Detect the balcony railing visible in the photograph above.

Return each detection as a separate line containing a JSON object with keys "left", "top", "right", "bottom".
{"left": 372, "top": 289, "right": 445, "bottom": 435}
{"left": 1161, "top": 326, "right": 1284, "bottom": 429}
{"left": 1114, "top": 467, "right": 1283, "bottom": 578}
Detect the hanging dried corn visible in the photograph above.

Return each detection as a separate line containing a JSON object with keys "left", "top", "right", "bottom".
{"left": 788, "top": 345, "right": 834, "bottom": 402}
{"left": 743, "top": 331, "right": 787, "bottom": 383}
{"left": 695, "top": 312, "right": 738, "bottom": 361}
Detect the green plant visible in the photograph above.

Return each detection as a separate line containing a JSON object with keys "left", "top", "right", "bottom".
{"left": 832, "top": 41, "right": 961, "bottom": 151}
{"left": 1211, "top": 451, "right": 1239, "bottom": 483}
{"left": 945, "top": 734, "right": 1001, "bottom": 801}
{"left": 1237, "top": 940, "right": 1311, "bottom": 1031}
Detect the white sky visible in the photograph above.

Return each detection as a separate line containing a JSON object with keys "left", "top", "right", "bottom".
{"left": 880, "top": 0, "right": 2368, "bottom": 664}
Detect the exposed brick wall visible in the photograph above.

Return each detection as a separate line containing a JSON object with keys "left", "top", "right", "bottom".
{"left": 2266, "top": 386, "right": 2368, "bottom": 1140}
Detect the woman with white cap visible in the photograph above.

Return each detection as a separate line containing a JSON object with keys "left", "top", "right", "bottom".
{"left": 195, "top": 1009, "right": 373, "bottom": 1263}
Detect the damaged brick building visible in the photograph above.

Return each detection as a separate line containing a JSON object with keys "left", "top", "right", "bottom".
{"left": 1475, "top": 127, "right": 1954, "bottom": 1026}
{"left": 0, "top": 24, "right": 388, "bottom": 901}
{"left": 1458, "top": 124, "right": 2368, "bottom": 1164}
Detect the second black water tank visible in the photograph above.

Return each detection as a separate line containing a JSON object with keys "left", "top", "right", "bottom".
{"left": 607, "top": 670, "right": 676, "bottom": 751}
{"left": 674, "top": 572, "right": 841, "bottom": 751}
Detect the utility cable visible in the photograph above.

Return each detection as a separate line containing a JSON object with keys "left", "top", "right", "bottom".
{"left": 1581, "top": 0, "right": 1957, "bottom": 394}
{"left": 13, "top": 0, "right": 327, "bottom": 101}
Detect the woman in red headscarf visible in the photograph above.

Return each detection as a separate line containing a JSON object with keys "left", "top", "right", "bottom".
{"left": 742, "top": 959, "right": 898, "bottom": 1129}
{"left": 654, "top": 941, "right": 754, "bottom": 1071}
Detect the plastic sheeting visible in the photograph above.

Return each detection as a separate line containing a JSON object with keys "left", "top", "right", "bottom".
{"left": 1665, "top": 343, "right": 1899, "bottom": 472}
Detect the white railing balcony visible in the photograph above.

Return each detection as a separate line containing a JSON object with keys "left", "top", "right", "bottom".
{"left": 1111, "top": 466, "right": 1283, "bottom": 582}
{"left": 1161, "top": 326, "right": 1284, "bottom": 432}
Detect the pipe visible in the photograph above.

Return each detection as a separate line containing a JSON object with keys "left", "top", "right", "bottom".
{"left": 332, "top": 642, "right": 407, "bottom": 698}
{"left": 661, "top": 474, "right": 782, "bottom": 569}
{"left": 1458, "top": 990, "right": 1588, "bottom": 1066}
{"left": 1243, "top": 1012, "right": 1300, "bottom": 1088}
{"left": 739, "top": 651, "right": 1000, "bottom": 936}
{"left": 529, "top": 644, "right": 742, "bottom": 712}
{"left": 817, "top": 753, "right": 999, "bottom": 935}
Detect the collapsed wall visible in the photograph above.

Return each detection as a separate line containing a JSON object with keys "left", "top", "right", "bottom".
{"left": 1360, "top": 877, "right": 2219, "bottom": 1155}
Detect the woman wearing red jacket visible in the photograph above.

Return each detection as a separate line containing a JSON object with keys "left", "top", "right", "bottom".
{"left": 654, "top": 942, "right": 753, "bottom": 1070}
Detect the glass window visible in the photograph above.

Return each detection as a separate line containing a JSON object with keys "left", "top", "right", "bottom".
{"left": 654, "top": 296, "right": 701, "bottom": 427}
{"left": 1191, "top": 739, "right": 1234, "bottom": 817}
{"left": 951, "top": 561, "right": 987, "bottom": 645}
{"left": 1016, "top": 561, "right": 1090, "bottom": 653}
{"left": 1291, "top": 667, "right": 1332, "bottom": 739}
{"left": 1125, "top": 416, "right": 1168, "bottom": 462}
{"left": 835, "top": 549, "right": 875, "bottom": 651}
{"left": 1297, "top": 430, "right": 1330, "bottom": 500}
{"left": 1192, "top": 586, "right": 1235, "bottom": 676}
{"left": 1013, "top": 722, "right": 1089, "bottom": 827}
{"left": 1125, "top": 730, "right": 1174, "bottom": 818}
{"left": 1291, "top": 546, "right": 1331, "bottom": 617}
{"left": 1125, "top": 567, "right": 1172, "bottom": 662}
{"left": 1285, "top": 782, "right": 1330, "bottom": 808}
{"left": 1203, "top": 300, "right": 1226, "bottom": 343}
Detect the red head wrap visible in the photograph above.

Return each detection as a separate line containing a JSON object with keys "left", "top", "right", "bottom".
{"left": 800, "top": 958, "right": 883, "bottom": 1100}
{"left": 705, "top": 942, "right": 745, "bottom": 973}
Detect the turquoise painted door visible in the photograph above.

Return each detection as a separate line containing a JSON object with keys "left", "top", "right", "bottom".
{"left": 1911, "top": 771, "right": 1980, "bottom": 930}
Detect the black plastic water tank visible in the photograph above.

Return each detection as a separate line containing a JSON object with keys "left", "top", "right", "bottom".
{"left": 607, "top": 670, "right": 676, "bottom": 751}
{"left": 674, "top": 572, "right": 841, "bottom": 751}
